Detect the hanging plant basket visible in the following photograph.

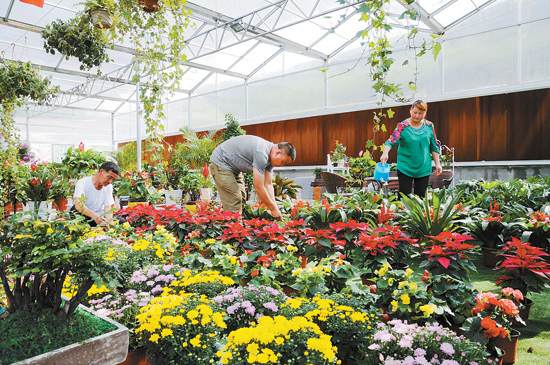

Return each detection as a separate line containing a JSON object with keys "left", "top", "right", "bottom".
{"left": 138, "top": 0, "right": 160, "bottom": 13}
{"left": 90, "top": 8, "right": 113, "bottom": 29}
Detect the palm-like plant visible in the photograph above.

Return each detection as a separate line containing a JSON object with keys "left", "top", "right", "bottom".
{"left": 399, "top": 188, "right": 470, "bottom": 241}
{"left": 172, "top": 127, "right": 221, "bottom": 170}
{"left": 111, "top": 141, "right": 138, "bottom": 172}
{"left": 272, "top": 175, "right": 302, "bottom": 200}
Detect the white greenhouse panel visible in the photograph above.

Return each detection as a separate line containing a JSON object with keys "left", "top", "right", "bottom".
{"left": 284, "top": 70, "right": 325, "bottom": 113}
{"left": 30, "top": 143, "right": 53, "bottom": 163}
{"left": 190, "top": 94, "right": 217, "bottom": 129}
{"left": 521, "top": 18, "right": 550, "bottom": 84}
{"left": 248, "top": 78, "right": 284, "bottom": 120}
{"left": 327, "top": 60, "right": 375, "bottom": 107}
{"left": 116, "top": 113, "right": 138, "bottom": 141}
{"left": 522, "top": 0, "right": 550, "bottom": 22}
{"left": 249, "top": 52, "right": 284, "bottom": 80}
{"left": 164, "top": 99, "right": 189, "bottom": 134}
{"left": 283, "top": 52, "right": 323, "bottom": 74}
{"left": 217, "top": 87, "right": 246, "bottom": 124}
{"left": 445, "top": 0, "right": 518, "bottom": 36}
{"left": 443, "top": 27, "right": 518, "bottom": 93}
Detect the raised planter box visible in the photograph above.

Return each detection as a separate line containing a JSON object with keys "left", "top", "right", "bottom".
{"left": 13, "top": 303, "right": 129, "bottom": 365}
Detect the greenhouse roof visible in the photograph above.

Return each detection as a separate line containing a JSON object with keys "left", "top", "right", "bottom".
{"left": 1, "top": 0, "right": 497, "bottom": 116}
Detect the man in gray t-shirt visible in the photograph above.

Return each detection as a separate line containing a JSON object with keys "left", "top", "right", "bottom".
{"left": 209, "top": 135, "right": 296, "bottom": 219}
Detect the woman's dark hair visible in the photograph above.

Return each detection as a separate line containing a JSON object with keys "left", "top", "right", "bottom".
{"left": 411, "top": 100, "right": 428, "bottom": 111}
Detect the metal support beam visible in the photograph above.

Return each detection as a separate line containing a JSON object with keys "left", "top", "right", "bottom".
{"left": 185, "top": 0, "right": 329, "bottom": 61}
{"left": 396, "top": 0, "right": 445, "bottom": 35}
{"left": 0, "top": 19, "right": 247, "bottom": 79}
{"left": 136, "top": 78, "right": 142, "bottom": 172}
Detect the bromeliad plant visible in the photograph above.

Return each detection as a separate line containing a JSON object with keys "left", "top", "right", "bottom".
{"left": 399, "top": 188, "right": 470, "bottom": 241}
{"left": 19, "top": 162, "right": 55, "bottom": 206}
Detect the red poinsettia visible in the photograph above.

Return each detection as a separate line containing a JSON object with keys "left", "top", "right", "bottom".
{"left": 496, "top": 237, "right": 550, "bottom": 295}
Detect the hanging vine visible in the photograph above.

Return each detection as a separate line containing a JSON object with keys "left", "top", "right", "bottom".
{"left": 341, "top": 0, "right": 442, "bottom": 154}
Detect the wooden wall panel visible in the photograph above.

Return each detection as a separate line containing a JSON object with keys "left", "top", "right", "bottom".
{"left": 121, "top": 88, "right": 550, "bottom": 166}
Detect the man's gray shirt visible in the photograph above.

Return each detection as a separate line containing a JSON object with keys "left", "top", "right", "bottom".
{"left": 210, "top": 135, "right": 274, "bottom": 175}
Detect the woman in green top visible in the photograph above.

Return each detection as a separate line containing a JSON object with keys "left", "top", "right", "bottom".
{"left": 380, "top": 100, "right": 442, "bottom": 198}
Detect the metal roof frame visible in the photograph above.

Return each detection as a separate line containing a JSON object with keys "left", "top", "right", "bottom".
{"left": 1, "top": 0, "right": 501, "bottom": 117}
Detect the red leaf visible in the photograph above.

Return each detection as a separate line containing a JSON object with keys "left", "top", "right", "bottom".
{"left": 438, "top": 257, "right": 451, "bottom": 269}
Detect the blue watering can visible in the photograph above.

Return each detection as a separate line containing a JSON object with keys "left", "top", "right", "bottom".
{"left": 374, "top": 162, "right": 390, "bottom": 182}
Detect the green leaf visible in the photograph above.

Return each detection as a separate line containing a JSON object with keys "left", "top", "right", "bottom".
{"left": 433, "top": 42, "right": 442, "bottom": 61}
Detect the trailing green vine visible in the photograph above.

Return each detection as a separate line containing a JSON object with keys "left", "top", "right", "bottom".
{"left": 0, "top": 60, "right": 59, "bottom": 213}
{"left": 340, "top": 0, "right": 442, "bottom": 154}
{"left": 114, "top": 0, "right": 192, "bottom": 164}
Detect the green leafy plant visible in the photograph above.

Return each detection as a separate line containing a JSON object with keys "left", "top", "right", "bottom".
{"left": 110, "top": 141, "right": 138, "bottom": 172}
{"left": 222, "top": 113, "right": 246, "bottom": 141}
{"left": 330, "top": 140, "right": 347, "bottom": 162}
{"left": 112, "top": 171, "right": 159, "bottom": 202}
{"left": 313, "top": 167, "right": 323, "bottom": 180}
{"left": 399, "top": 188, "right": 469, "bottom": 241}
{"left": 272, "top": 175, "right": 302, "bottom": 200}
{"left": 61, "top": 144, "right": 107, "bottom": 178}
{"left": 0, "top": 60, "right": 59, "bottom": 106}
{"left": 172, "top": 127, "right": 221, "bottom": 170}
{"left": 0, "top": 214, "right": 120, "bottom": 322}
{"left": 42, "top": 18, "right": 112, "bottom": 73}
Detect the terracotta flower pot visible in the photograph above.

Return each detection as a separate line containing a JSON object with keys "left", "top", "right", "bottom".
{"left": 53, "top": 198, "right": 68, "bottom": 211}
{"left": 138, "top": 0, "right": 160, "bottom": 13}
{"left": 293, "top": 254, "right": 308, "bottom": 269}
{"left": 493, "top": 329, "right": 520, "bottom": 364}
{"left": 117, "top": 347, "right": 150, "bottom": 365}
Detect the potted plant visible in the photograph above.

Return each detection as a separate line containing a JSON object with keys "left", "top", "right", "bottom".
{"left": 61, "top": 144, "right": 107, "bottom": 179}
{"left": 272, "top": 175, "right": 302, "bottom": 200}
{"left": 219, "top": 315, "right": 337, "bottom": 365}
{"left": 330, "top": 140, "right": 347, "bottom": 167}
{"left": 112, "top": 171, "right": 161, "bottom": 206}
{"left": 17, "top": 142, "right": 33, "bottom": 163}
{"left": 42, "top": 18, "right": 112, "bottom": 73}
{"left": 19, "top": 162, "right": 55, "bottom": 218}
{"left": 462, "top": 288, "right": 525, "bottom": 364}
{"left": 495, "top": 237, "right": 550, "bottom": 326}
{"left": 197, "top": 162, "right": 213, "bottom": 202}
{"left": 366, "top": 320, "right": 490, "bottom": 364}
{"left": 348, "top": 150, "right": 376, "bottom": 180}
{"left": 313, "top": 167, "right": 323, "bottom": 182}
{"left": 80, "top": 0, "right": 116, "bottom": 29}
{"left": 470, "top": 201, "right": 526, "bottom": 268}
{"left": 420, "top": 231, "right": 478, "bottom": 283}
{"left": 172, "top": 127, "right": 221, "bottom": 170}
